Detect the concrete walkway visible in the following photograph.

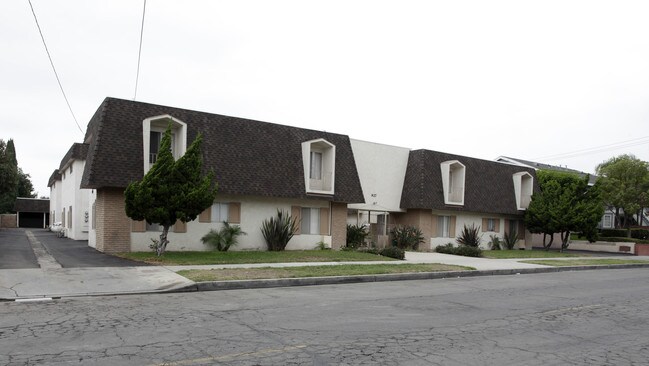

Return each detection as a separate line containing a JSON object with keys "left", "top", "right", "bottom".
{"left": 2, "top": 226, "right": 649, "bottom": 300}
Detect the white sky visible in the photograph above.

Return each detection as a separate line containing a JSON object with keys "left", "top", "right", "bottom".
{"left": 2, "top": 1, "right": 648, "bottom": 197}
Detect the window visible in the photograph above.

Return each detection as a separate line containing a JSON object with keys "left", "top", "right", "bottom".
{"left": 513, "top": 172, "right": 533, "bottom": 210}
{"left": 301, "top": 208, "right": 321, "bottom": 234}
{"left": 62, "top": 207, "right": 66, "bottom": 227}
{"left": 91, "top": 202, "right": 96, "bottom": 230}
{"left": 603, "top": 214, "right": 613, "bottom": 228}
{"left": 143, "top": 115, "right": 187, "bottom": 173}
{"left": 440, "top": 160, "right": 465, "bottom": 205}
{"left": 146, "top": 222, "right": 162, "bottom": 231}
{"left": 211, "top": 203, "right": 230, "bottom": 223}
{"left": 310, "top": 151, "right": 322, "bottom": 180}
{"left": 302, "top": 139, "right": 336, "bottom": 194}
{"left": 437, "top": 216, "right": 451, "bottom": 237}
{"left": 482, "top": 218, "right": 500, "bottom": 232}
{"left": 68, "top": 206, "right": 72, "bottom": 229}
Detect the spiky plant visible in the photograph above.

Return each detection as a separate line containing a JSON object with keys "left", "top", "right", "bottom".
{"left": 503, "top": 230, "right": 519, "bottom": 250}
{"left": 261, "top": 210, "right": 299, "bottom": 251}
{"left": 456, "top": 223, "right": 482, "bottom": 247}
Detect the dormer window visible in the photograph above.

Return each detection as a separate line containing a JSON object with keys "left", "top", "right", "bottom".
{"left": 440, "top": 160, "right": 465, "bottom": 205}
{"left": 143, "top": 115, "right": 187, "bottom": 173}
{"left": 513, "top": 172, "right": 533, "bottom": 210}
{"left": 302, "top": 139, "right": 335, "bottom": 195}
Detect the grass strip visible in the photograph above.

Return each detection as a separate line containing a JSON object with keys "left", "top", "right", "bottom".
{"left": 521, "top": 259, "right": 649, "bottom": 266}
{"left": 483, "top": 250, "right": 582, "bottom": 259}
{"left": 177, "top": 263, "right": 474, "bottom": 281}
{"left": 115, "top": 250, "right": 396, "bottom": 265}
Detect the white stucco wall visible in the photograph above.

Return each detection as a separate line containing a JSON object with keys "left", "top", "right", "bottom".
{"left": 88, "top": 189, "right": 97, "bottom": 248}
{"left": 130, "top": 195, "right": 333, "bottom": 251}
{"left": 49, "top": 179, "right": 62, "bottom": 225}
{"left": 429, "top": 211, "right": 527, "bottom": 250}
{"left": 348, "top": 139, "right": 410, "bottom": 213}
{"left": 60, "top": 159, "right": 90, "bottom": 240}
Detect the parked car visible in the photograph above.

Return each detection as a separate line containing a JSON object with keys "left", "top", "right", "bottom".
{"left": 50, "top": 222, "right": 65, "bottom": 238}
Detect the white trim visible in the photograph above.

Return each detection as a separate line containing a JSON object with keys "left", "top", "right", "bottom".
{"left": 512, "top": 171, "right": 533, "bottom": 210}
{"left": 302, "top": 138, "right": 336, "bottom": 195}
{"left": 142, "top": 115, "right": 187, "bottom": 174}
{"left": 440, "top": 160, "right": 465, "bottom": 205}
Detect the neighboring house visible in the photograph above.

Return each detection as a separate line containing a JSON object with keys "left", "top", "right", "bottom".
{"left": 48, "top": 143, "right": 90, "bottom": 240}
{"left": 14, "top": 198, "right": 50, "bottom": 228}
{"left": 51, "top": 97, "right": 364, "bottom": 253}
{"left": 349, "top": 142, "right": 539, "bottom": 250}
{"left": 496, "top": 156, "right": 649, "bottom": 229}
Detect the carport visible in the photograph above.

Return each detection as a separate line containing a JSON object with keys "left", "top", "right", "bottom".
{"left": 14, "top": 198, "right": 50, "bottom": 228}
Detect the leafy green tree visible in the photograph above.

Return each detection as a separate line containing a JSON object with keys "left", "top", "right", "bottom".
{"left": 0, "top": 139, "right": 19, "bottom": 213}
{"left": 525, "top": 170, "right": 604, "bottom": 251}
{"left": 124, "top": 126, "right": 218, "bottom": 256}
{"left": 596, "top": 155, "right": 649, "bottom": 231}
{"left": 17, "top": 169, "right": 36, "bottom": 198}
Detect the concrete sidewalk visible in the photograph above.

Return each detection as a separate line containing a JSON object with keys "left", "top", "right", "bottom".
{"left": 2, "top": 249, "right": 649, "bottom": 300}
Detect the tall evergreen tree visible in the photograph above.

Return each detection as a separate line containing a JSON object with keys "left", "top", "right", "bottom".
{"left": 0, "top": 139, "right": 19, "bottom": 213}
{"left": 124, "top": 125, "right": 218, "bottom": 256}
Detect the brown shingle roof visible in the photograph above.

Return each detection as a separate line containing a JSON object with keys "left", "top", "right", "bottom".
{"left": 59, "top": 143, "right": 89, "bottom": 171}
{"left": 80, "top": 97, "right": 365, "bottom": 203}
{"left": 47, "top": 169, "right": 61, "bottom": 187}
{"left": 401, "top": 150, "right": 539, "bottom": 215}
{"left": 14, "top": 198, "right": 49, "bottom": 213}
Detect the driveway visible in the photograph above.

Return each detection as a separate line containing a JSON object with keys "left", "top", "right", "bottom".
{"left": 0, "top": 228, "right": 146, "bottom": 269}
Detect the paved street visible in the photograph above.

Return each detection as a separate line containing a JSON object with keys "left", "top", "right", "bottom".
{"left": 1, "top": 268, "right": 648, "bottom": 365}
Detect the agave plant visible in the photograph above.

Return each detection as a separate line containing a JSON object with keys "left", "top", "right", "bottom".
{"left": 201, "top": 222, "right": 247, "bottom": 251}
{"left": 261, "top": 210, "right": 299, "bottom": 251}
{"left": 456, "top": 223, "right": 482, "bottom": 247}
{"left": 503, "top": 230, "right": 519, "bottom": 250}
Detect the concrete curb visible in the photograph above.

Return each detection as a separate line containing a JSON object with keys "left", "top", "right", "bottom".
{"left": 172, "top": 263, "right": 649, "bottom": 293}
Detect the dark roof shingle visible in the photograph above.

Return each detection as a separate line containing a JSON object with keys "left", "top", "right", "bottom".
{"left": 14, "top": 198, "right": 50, "bottom": 213}
{"left": 401, "top": 150, "right": 539, "bottom": 215}
{"left": 80, "top": 97, "right": 364, "bottom": 203}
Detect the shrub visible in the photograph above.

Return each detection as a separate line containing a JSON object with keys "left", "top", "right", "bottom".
{"left": 489, "top": 234, "right": 501, "bottom": 250}
{"left": 346, "top": 224, "right": 369, "bottom": 248}
{"left": 390, "top": 225, "right": 425, "bottom": 250}
{"left": 631, "top": 229, "right": 649, "bottom": 240}
{"left": 261, "top": 210, "right": 298, "bottom": 251}
{"left": 456, "top": 224, "right": 482, "bottom": 247}
{"left": 379, "top": 246, "right": 405, "bottom": 260}
{"left": 201, "top": 222, "right": 247, "bottom": 251}
{"left": 434, "top": 243, "right": 482, "bottom": 257}
{"left": 315, "top": 241, "right": 331, "bottom": 250}
{"left": 503, "top": 230, "right": 519, "bottom": 250}
{"left": 600, "top": 229, "right": 627, "bottom": 238}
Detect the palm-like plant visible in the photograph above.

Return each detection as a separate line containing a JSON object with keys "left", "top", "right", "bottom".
{"left": 261, "top": 210, "right": 299, "bottom": 251}
{"left": 503, "top": 230, "right": 519, "bottom": 250}
{"left": 201, "top": 222, "right": 247, "bottom": 251}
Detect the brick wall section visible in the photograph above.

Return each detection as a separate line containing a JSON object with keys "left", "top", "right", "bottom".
{"left": 0, "top": 214, "right": 17, "bottom": 228}
{"left": 392, "top": 209, "right": 433, "bottom": 239}
{"left": 95, "top": 188, "right": 131, "bottom": 253}
{"left": 331, "top": 202, "right": 347, "bottom": 249}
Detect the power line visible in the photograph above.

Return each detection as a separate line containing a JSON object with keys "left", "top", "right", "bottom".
{"left": 531, "top": 136, "right": 649, "bottom": 161}
{"left": 28, "top": 0, "right": 84, "bottom": 136}
{"left": 133, "top": 0, "right": 147, "bottom": 100}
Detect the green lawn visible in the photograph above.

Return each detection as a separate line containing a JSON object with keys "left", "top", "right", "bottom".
{"left": 116, "top": 250, "right": 397, "bottom": 265}
{"left": 483, "top": 250, "right": 582, "bottom": 259}
{"left": 177, "top": 263, "right": 474, "bottom": 281}
{"left": 521, "top": 259, "right": 649, "bottom": 266}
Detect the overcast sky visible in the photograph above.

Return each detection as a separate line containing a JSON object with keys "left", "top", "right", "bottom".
{"left": 2, "top": 1, "right": 648, "bottom": 197}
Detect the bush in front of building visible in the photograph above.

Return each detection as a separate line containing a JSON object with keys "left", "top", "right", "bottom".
{"left": 379, "top": 246, "right": 405, "bottom": 260}
{"left": 261, "top": 210, "right": 299, "bottom": 251}
{"left": 434, "top": 243, "right": 483, "bottom": 257}
{"left": 346, "top": 224, "right": 369, "bottom": 248}
{"left": 390, "top": 225, "right": 424, "bottom": 250}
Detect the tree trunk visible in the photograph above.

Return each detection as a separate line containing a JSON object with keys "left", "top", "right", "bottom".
{"left": 542, "top": 233, "right": 554, "bottom": 251}
{"left": 560, "top": 230, "right": 571, "bottom": 252}
{"left": 156, "top": 225, "right": 170, "bottom": 257}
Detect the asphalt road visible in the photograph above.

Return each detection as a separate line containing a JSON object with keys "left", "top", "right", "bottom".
{"left": 0, "top": 229, "right": 145, "bottom": 268}
{"left": 1, "top": 268, "right": 648, "bottom": 365}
